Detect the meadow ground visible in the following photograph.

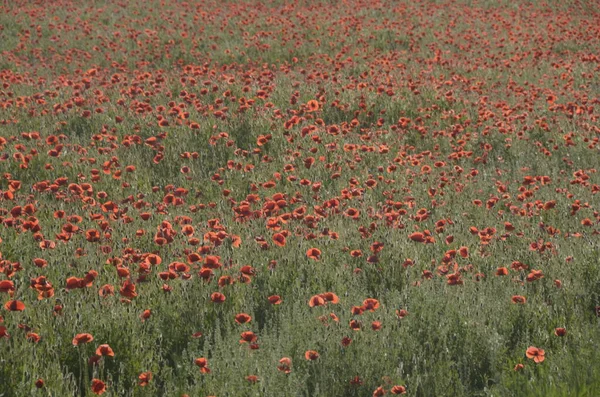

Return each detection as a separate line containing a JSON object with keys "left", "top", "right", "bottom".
{"left": 0, "top": 0, "right": 599, "bottom": 396}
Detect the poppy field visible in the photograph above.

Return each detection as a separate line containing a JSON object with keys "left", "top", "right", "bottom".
{"left": 1, "top": 0, "right": 600, "bottom": 395}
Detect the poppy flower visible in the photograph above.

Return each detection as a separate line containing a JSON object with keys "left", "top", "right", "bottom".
{"left": 268, "top": 295, "right": 282, "bottom": 305}
{"left": 322, "top": 292, "right": 339, "bottom": 304}
{"left": 138, "top": 372, "right": 152, "bottom": 387}
{"left": 277, "top": 357, "right": 292, "bottom": 373}
{"left": 272, "top": 233, "right": 286, "bottom": 246}
{"left": 391, "top": 385, "right": 407, "bottom": 394}
{"left": 0, "top": 280, "right": 15, "bottom": 293}
{"left": 526, "top": 346, "right": 545, "bottom": 363}
{"left": 350, "top": 376, "right": 363, "bottom": 385}
{"left": 554, "top": 328, "right": 566, "bottom": 337}
{"left": 99, "top": 284, "right": 115, "bottom": 297}
{"left": 0, "top": 326, "right": 9, "bottom": 339}
{"left": 119, "top": 280, "right": 137, "bottom": 299}
{"left": 27, "top": 332, "right": 41, "bottom": 343}
{"left": 91, "top": 379, "right": 106, "bottom": 395}
{"left": 246, "top": 375, "right": 259, "bottom": 383}
{"left": 514, "top": 363, "right": 524, "bottom": 371}
{"left": 211, "top": 292, "right": 226, "bottom": 303}
{"left": 4, "top": 300, "right": 25, "bottom": 311}
{"left": 306, "top": 248, "right": 321, "bottom": 260}
{"left": 240, "top": 331, "right": 257, "bottom": 343}
{"left": 496, "top": 267, "right": 508, "bottom": 276}
{"left": 194, "top": 357, "right": 210, "bottom": 373}
{"left": 140, "top": 309, "right": 152, "bottom": 322}
{"left": 362, "top": 298, "right": 380, "bottom": 312}
{"left": 308, "top": 295, "right": 326, "bottom": 307}
{"left": 409, "top": 232, "right": 425, "bottom": 242}
{"left": 35, "top": 379, "right": 44, "bottom": 388}
{"left": 306, "top": 100, "right": 320, "bottom": 112}
{"left": 73, "top": 333, "right": 94, "bottom": 346}
{"left": 304, "top": 350, "right": 319, "bottom": 360}
{"left": 96, "top": 344, "right": 115, "bottom": 357}
{"left": 349, "top": 320, "right": 361, "bottom": 331}
{"left": 373, "top": 386, "right": 386, "bottom": 397}
{"left": 235, "top": 313, "right": 252, "bottom": 324}
{"left": 511, "top": 295, "right": 527, "bottom": 304}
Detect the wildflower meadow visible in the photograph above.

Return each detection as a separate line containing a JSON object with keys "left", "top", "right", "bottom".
{"left": 0, "top": 0, "right": 599, "bottom": 396}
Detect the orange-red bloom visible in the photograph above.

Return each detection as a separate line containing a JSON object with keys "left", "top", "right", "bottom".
{"left": 277, "top": 357, "right": 292, "bottom": 373}
{"left": 4, "top": 300, "right": 25, "bottom": 311}
{"left": 304, "top": 350, "right": 319, "bottom": 360}
{"left": 235, "top": 313, "right": 252, "bottom": 324}
{"left": 91, "top": 379, "right": 106, "bottom": 395}
{"left": 391, "top": 385, "right": 407, "bottom": 394}
{"left": 73, "top": 333, "right": 94, "bottom": 346}
{"left": 511, "top": 295, "right": 527, "bottom": 304}
{"left": 306, "top": 248, "right": 321, "bottom": 260}
{"left": 211, "top": 292, "right": 226, "bottom": 303}
{"left": 525, "top": 346, "right": 545, "bottom": 363}
{"left": 308, "top": 295, "right": 326, "bottom": 307}
{"left": 119, "top": 280, "right": 137, "bottom": 299}
{"left": 138, "top": 372, "right": 152, "bottom": 387}
{"left": 268, "top": 295, "right": 282, "bottom": 305}
{"left": 96, "top": 344, "right": 115, "bottom": 357}
{"left": 194, "top": 357, "right": 211, "bottom": 373}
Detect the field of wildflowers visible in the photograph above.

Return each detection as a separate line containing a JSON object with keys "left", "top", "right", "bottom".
{"left": 0, "top": 0, "right": 599, "bottom": 396}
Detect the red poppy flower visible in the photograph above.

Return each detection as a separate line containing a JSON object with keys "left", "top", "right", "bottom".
{"left": 99, "top": 284, "right": 115, "bottom": 298}
{"left": 391, "top": 385, "right": 407, "bottom": 394}
{"left": 511, "top": 295, "right": 527, "bottom": 304}
{"left": 526, "top": 346, "right": 545, "bottom": 363}
{"left": 268, "top": 295, "right": 282, "bottom": 305}
{"left": 395, "top": 309, "right": 408, "bottom": 319}
{"left": 235, "top": 313, "right": 252, "bottom": 324}
{"left": 96, "top": 344, "right": 115, "bottom": 357}
{"left": 72, "top": 333, "right": 94, "bottom": 346}
{"left": 246, "top": 375, "right": 259, "bottom": 383}
{"left": 496, "top": 267, "right": 508, "bottom": 276}
{"left": 0, "top": 280, "right": 15, "bottom": 293}
{"left": 554, "top": 327, "right": 566, "bottom": 337}
{"left": 4, "top": 300, "right": 25, "bottom": 311}
{"left": 409, "top": 232, "right": 425, "bottom": 242}
{"left": 277, "top": 357, "right": 292, "bottom": 373}
{"left": 91, "top": 379, "right": 106, "bottom": 395}
{"left": 304, "top": 350, "right": 319, "bottom": 360}
{"left": 306, "top": 100, "right": 320, "bottom": 112}
{"left": 194, "top": 357, "right": 210, "bottom": 373}
{"left": 26, "top": 332, "right": 41, "bottom": 343}
{"left": 306, "top": 248, "right": 321, "bottom": 260}
{"left": 119, "top": 280, "right": 137, "bottom": 299}
{"left": 0, "top": 326, "right": 9, "bottom": 339}
{"left": 308, "top": 295, "right": 326, "bottom": 307}
{"left": 35, "top": 379, "right": 44, "bottom": 388}
{"left": 240, "top": 331, "right": 257, "bottom": 343}
{"left": 139, "top": 309, "right": 152, "bottom": 322}
{"left": 138, "top": 372, "right": 152, "bottom": 387}
{"left": 362, "top": 298, "right": 380, "bottom": 312}
{"left": 211, "top": 292, "right": 226, "bottom": 303}
{"left": 322, "top": 292, "right": 339, "bottom": 304}
{"left": 272, "top": 233, "right": 286, "bottom": 247}
{"left": 514, "top": 363, "right": 524, "bottom": 371}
